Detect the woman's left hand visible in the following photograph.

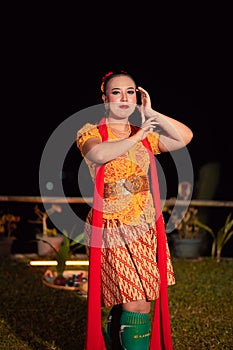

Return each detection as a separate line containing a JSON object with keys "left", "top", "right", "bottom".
{"left": 138, "top": 86, "right": 151, "bottom": 107}
{"left": 137, "top": 86, "right": 152, "bottom": 123}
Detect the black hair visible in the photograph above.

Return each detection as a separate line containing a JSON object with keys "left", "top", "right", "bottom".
{"left": 100, "top": 70, "right": 137, "bottom": 94}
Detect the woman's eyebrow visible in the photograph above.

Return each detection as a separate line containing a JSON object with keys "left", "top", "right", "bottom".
{"left": 111, "top": 86, "right": 135, "bottom": 91}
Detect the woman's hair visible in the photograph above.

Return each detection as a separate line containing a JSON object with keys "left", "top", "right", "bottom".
{"left": 100, "top": 70, "right": 137, "bottom": 94}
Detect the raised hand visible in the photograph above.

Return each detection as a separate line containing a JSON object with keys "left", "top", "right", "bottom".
{"left": 136, "top": 86, "right": 152, "bottom": 123}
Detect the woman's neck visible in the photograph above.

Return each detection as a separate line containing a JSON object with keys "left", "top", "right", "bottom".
{"left": 106, "top": 119, "right": 131, "bottom": 138}
{"left": 106, "top": 118, "right": 129, "bottom": 132}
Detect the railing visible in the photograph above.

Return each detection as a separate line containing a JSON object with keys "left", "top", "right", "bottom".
{"left": 1, "top": 195, "right": 233, "bottom": 207}
{"left": 1, "top": 196, "right": 233, "bottom": 256}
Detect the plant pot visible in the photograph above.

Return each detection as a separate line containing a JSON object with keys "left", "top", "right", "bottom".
{"left": 172, "top": 237, "right": 202, "bottom": 258}
{"left": 36, "top": 234, "right": 64, "bottom": 257}
{"left": 0, "top": 237, "right": 15, "bottom": 257}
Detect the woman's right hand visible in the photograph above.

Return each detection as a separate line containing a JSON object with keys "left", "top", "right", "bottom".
{"left": 132, "top": 117, "right": 158, "bottom": 142}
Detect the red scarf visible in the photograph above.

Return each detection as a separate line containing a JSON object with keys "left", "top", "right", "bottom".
{"left": 85, "top": 118, "right": 173, "bottom": 350}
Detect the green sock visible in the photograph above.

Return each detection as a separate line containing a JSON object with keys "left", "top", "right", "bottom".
{"left": 119, "top": 310, "right": 151, "bottom": 350}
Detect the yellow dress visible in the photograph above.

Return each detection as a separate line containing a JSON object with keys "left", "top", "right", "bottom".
{"left": 77, "top": 123, "right": 175, "bottom": 307}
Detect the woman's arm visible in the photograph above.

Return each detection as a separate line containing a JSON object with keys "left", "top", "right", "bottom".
{"left": 144, "top": 110, "right": 193, "bottom": 152}
{"left": 80, "top": 113, "right": 192, "bottom": 164}
{"left": 137, "top": 86, "right": 193, "bottom": 152}
{"left": 81, "top": 133, "right": 141, "bottom": 164}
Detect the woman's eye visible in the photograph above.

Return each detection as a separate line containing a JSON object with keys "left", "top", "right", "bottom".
{"left": 111, "top": 90, "right": 135, "bottom": 96}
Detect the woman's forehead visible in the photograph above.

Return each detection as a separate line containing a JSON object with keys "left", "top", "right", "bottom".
{"left": 107, "top": 75, "right": 136, "bottom": 90}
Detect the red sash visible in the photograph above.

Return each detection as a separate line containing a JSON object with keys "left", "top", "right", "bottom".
{"left": 85, "top": 118, "right": 173, "bottom": 349}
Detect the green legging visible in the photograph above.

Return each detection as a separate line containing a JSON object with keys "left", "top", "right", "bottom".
{"left": 119, "top": 310, "right": 151, "bottom": 350}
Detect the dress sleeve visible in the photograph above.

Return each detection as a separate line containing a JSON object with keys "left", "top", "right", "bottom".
{"left": 147, "top": 131, "right": 161, "bottom": 154}
{"left": 76, "top": 123, "right": 101, "bottom": 155}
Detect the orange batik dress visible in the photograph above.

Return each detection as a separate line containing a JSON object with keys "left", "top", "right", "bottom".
{"left": 77, "top": 122, "right": 175, "bottom": 307}
{"left": 77, "top": 118, "right": 175, "bottom": 349}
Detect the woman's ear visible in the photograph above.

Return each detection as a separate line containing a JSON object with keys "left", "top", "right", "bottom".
{"left": 102, "top": 94, "right": 108, "bottom": 103}
{"left": 102, "top": 94, "right": 109, "bottom": 113}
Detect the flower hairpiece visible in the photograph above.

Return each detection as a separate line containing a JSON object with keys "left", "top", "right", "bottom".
{"left": 100, "top": 72, "right": 114, "bottom": 93}
{"left": 100, "top": 70, "right": 128, "bottom": 93}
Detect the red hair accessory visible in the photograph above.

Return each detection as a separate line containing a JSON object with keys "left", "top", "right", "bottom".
{"left": 100, "top": 70, "right": 128, "bottom": 93}
{"left": 100, "top": 72, "right": 114, "bottom": 93}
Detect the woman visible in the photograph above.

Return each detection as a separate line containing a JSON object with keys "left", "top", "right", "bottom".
{"left": 77, "top": 71, "right": 193, "bottom": 350}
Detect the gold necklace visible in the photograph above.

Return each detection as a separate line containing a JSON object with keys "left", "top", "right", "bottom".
{"left": 108, "top": 122, "right": 131, "bottom": 138}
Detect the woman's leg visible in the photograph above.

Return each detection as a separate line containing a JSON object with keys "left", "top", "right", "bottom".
{"left": 119, "top": 300, "right": 151, "bottom": 350}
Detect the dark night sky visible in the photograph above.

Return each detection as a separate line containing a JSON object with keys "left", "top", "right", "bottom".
{"left": 1, "top": 3, "right": 232, "bottom": 200}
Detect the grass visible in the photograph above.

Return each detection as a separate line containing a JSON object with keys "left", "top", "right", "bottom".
{"left": 0, "top": 257, "right": 232, "bottom": 349}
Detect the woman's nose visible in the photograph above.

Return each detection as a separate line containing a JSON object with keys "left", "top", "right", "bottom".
{"left": 121, "top": 92, "right": 128, "bottom": 101}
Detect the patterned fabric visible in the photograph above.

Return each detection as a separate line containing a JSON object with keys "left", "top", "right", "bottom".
{"left": 77, "top": 122, "right": 175, "bottom": 308}
{"left": 77, "top": 124, "right": 160, "bottom": 225}
{"left": 84, "top": 212, "right": 175, "bottom": 307}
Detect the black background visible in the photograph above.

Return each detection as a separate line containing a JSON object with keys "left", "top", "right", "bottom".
{"left": 1, "top": 3, "right": 232, "bottom": 200}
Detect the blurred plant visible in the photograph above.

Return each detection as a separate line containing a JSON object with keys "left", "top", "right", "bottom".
{"left": 43, "top": 227, "right": 84, "bottom": 285}
{"left": 165, "top": 205, "right": 204, "bottom": 239}
{"left": 194, "top": 212, "right": 233, "bottom": 262}
{"left": 28, "top": 204, "right": 62, "bottom": 236}
{"left": 0, "top": 212, "right": 20, "bottom": 238}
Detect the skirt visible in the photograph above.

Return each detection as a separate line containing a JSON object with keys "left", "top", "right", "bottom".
{"left": 84, "top": 210, "right": 175, "bottom": 307}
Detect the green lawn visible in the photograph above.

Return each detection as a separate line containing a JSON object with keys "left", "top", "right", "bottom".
{"left": 0, "top": 257, "right": 232, "bottom": 349}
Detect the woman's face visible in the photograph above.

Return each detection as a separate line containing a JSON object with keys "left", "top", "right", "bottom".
{"left": 103, "top": 75, "right": 137, "bottom": 120}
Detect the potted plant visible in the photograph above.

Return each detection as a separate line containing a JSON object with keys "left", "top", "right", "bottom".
{"left": 166, "top": 205, "right": 205, "bottom": 258}
{"left": 28, "top": 204, "right": 64, "bottom": 256}
{"left": 0, "top": 211, "right": 20, "bottom": 257}
{"left": 194, "top": 212, "right": 233, "bottom": 262}
{"left": 43, "top": 230, "right": 88, "bottom": 294}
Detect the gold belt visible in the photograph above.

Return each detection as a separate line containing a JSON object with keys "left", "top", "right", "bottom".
{"left": 104, "top": 175, "right": 149, "bottom": 198}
